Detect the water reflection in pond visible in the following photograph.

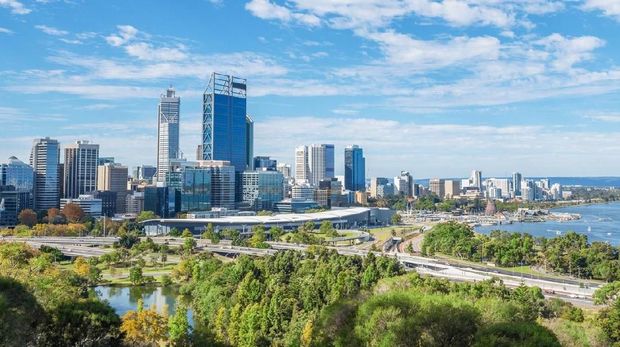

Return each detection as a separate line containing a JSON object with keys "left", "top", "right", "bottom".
{"left": 94, "top": 286, "right": 193, "bottom": 325}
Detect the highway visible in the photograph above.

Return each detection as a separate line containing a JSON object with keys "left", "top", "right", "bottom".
{"left": 3, "top": 236, "right": 598, "bottom": 303}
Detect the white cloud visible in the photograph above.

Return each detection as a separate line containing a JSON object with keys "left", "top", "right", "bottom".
{"left": 124, "top": 42, "right": 188, "bottom": 61}
{"left": 245, "top": 0, "right": 320, "bottom": 26}
{"left": 0, "top": 0, "right": 30, "bottom": 14}
{"left": 0, "top": 27, "right": 12, "bottom": 34}
{"left": 535, "top": 33, "right": 605, "bottom": 71}
{"left": 105, "top": 25, "right": 138, "bottom": 46}
{"left": 586, "top": 113, "right": 620, "bottom": 122}
{"left": 35, "top": 25, "right": 68, "bottom": 36}
{"left": 366, "top": 31, "right": 500, "bottom": 67}
{"left": 583, "top": 0, "right": 620, "bottom": 20}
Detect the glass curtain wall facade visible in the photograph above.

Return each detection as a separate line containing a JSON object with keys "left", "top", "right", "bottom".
{"left": 242, "top": 171, "right": 284, "bottom": 211}
{"left": 344, "top": 145, "right": 365, "bottom": 192}
{"left": 30, "top": 137, "right": 60, "bottom": 210}
{"left": 166, "top": 167, "right": 211, "bottom": 212}
{"left": 202, "top": 73, "right": 248, "bottom": 173}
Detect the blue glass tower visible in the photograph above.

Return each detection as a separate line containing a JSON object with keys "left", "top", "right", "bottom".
{"left": 344, "top": 145, "right": 365, "bottom": 192}
{"left": 202, "top": 73, "right": 249, "bottom": 172}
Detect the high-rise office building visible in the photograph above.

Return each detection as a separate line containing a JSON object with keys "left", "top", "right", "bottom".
{"left": 444, "top": 180, "right": 461, "bottom": 199}
{"left": 166, "top": 165, "right": 212, "bottom": 212}
{"left": 202, "top": 73, "right": 250, "bottom": 173}
{"left": 253, "top": 156, "right": 277, "bottom": 171}
{"left": 429, "top": 178, "right": 445, "bottom": 197}
{"left": 30, "top": 137, "right": 61, "bottom": 210}
{"left": 246, "top": 115, "right": 254, "bottom": 170}
{"left": 63, "top": 141, "right": 99, "bottom": 199}
{"left": 295, "top": 146, "right": 309, "bottom": 183}
{"left": 309, "top": 144, "right": 334, "bottom": 185}
{"left": 277, "top": 163, "right": 292, "bottom": 178}
{"left": 157, "top": 87, "right": 181, "bottom": 182}
{"left": 394, "top": 171, "right": 413, "bottom": 197}
{"left": 512, "top": 172, "right": 522, "bottom": 196}
{"left": 370, "top": 177, "right": 389, "bottom": 198}
{"left": 97, "top": 163, "right": 129, "bottom": 213}
{"left": 197, "top": 160, "right": 236, "bottom": 209}
{"left": 135, "top": 165, "right": 156, "bottom": 181}
{"left": 242, "top": 170, "right": 284, "bottom": 211}
{"left": 471, "top": 170, "right": 482, "bottom": 190}
{"left": 344, "top": 145, "right": 365, "bottom": 192}
{"left": 1, "top": 156, "right": 34, "bottom": 191}
{"left": 0, "top": 186, "right": 32, "bottom": 226}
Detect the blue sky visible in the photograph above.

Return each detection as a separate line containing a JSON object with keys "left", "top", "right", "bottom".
{"left": 1, "top": 0, "right": 620, "bottom": 178}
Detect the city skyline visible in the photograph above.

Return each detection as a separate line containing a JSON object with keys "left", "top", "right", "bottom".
{"left": 2, "top": 1, "right": 620, "bottom": 177}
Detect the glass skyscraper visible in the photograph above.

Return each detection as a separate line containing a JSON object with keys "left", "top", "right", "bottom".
{"left": 157, "top": 87, "right": 180, "bottom": 182}
{"left": 202, "top": 73, "right": 250, "bottom": 173}
{"left": 242, "top": 170, "right": 284, "bottom": 211}
{"left": 30, "top": 137, "right": 60, "bottom": 210}
{"left": 344, "top": 145, "right": 365, "bottom": 192}
{"left": 1, "top": 156, "right": 34, "bottom": 191}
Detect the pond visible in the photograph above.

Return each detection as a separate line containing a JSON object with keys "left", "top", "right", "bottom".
{"left": 94, "top": 285, "right": 193, "bottom": 325}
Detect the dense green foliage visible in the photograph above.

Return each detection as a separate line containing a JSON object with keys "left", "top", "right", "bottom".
{"left": 181, "top": 247, "right": 403, "bottom": 346}
{"left": 422, "top": 222, "right": 620, "bottom": 280}
{"left": 0, "top": 242, "right": 122, "bottom": 346}
{"left": 313, "top": 273, "right": 569, "bottom": 347}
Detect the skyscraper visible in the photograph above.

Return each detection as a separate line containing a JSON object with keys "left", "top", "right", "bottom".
{"left": 471, "top": 170, "right": 482, "bottom": 191}
{"left": 512, "top": 172, "right": 522, "bottom": 196}
{"left": 97, "top": 163, "right": 129, "bottom": 213}
{"left": 30, "top": 137, "right": 61, "bottom": 210}
{"left": 157, "top": 87, "right": 181, "bottom": 182}
{"left": 344, "top": 145, "right": 365, "bottom": 192}
{"left": 303, "top": 144, "right": 334, "bottom": 185}
{"left": 202, "top": 73, "right": 249, "bottom": 172}
{"left": 1, "top": 156, "right": 34, "bottom": 191}
{"left": 295, "top": 146, "right": 309, "bottom": 183}
{"left": 394, "top": 171, "right": 413, "bottom": 197}
{"left": 197, "top": 160, "right": 236, "bottom": 209}
{"left": 63, "top": 140, "right": 99, "bottom": 198}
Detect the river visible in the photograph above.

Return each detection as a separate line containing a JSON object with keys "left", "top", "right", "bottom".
{"left": 94, "top": 285, "right": 193, "bottom": 324}
{"left": 475, "top": 201, "right": 620, "bottom": 244}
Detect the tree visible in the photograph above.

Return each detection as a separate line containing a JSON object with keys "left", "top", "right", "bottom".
{"left": 135, "top": 210, "right": 158, "bottom": 223}
{"left": 249, "top": 226, "right": 269, "bottom": 248}
{"left": 41, "top": 299, "right": 122, "bottom": 346}
{"left": 46, "top": 208, "right": 63, "bottom": 224}
{"left": 320, "top": 220, "right": 338, "bottom": 237}
{"left": 121, "top": 300, "right": 168, "bottom": 346}
{"left": 270, "top": 226, "right": 285, "bottom": 241}
{"left": 181, "top": 228, "right": 193, "bottom": 238}
{"left": 202, "top": 223, "right": 220, "bottom": 244}
{"left": 391, "top": 213, "right": 402, "bottom": 225}
{"left": 129, "top": 265, "right": 145, "bottom": 285}
{"left": 62, "top": 203, "right": 85, "bottom": 223}
{"left": 18, "top": 209, "right": 37, "bottom": 227}
{"left": 168, "top": 305, "right": 192, "bottom": 346}
{"left": 117, "top": 233, "right": 140, "bottom": 249}
{"left": 183, "top": 237, "right": 197, "bottom": 255}
{"left": 598, "top": 298, "right": 620, "bottom": 344}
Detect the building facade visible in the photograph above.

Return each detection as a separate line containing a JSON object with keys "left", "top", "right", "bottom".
{"left": 242, "top": 170, "right": 284, "bottom": 211}
{"left": 30, "top": 137, "right": 61, "bottom": 211}
{"left": 202, "top": 73, "right": 249, "bottom": 173}
{"left": 63, "top": 141, "right": 99, "bottom": 199}
{"left": 344, "top": 145, "right": 365, "bottom": 192}
{"left": 157, "top": 87, "right": 181, "bottom": 182}
{"left": 97, "top": 163, "right": 129, "bottom": 213}
{"left": 253, "top": 156, "right": 277, "bottom": 171}
{"left": 198, "top": 160, "right": 236, "bottom": 209}
{"left": 394, "top": 171, "right": 413, "bottom": 197}
{"left": 166, "top": 166, "right": 212, "bottom": 212}
{"left": 60, "top": 195, "right": 102, "bottom": 218}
